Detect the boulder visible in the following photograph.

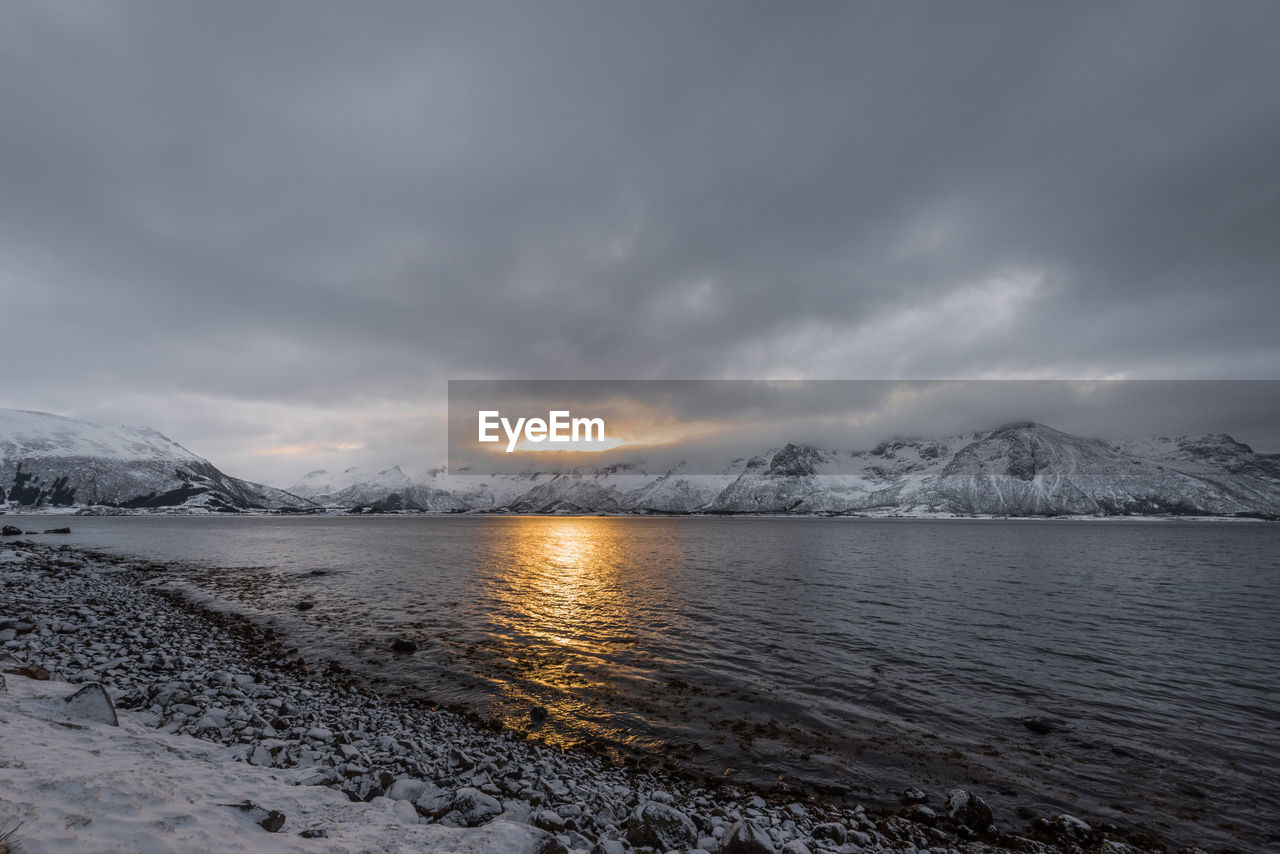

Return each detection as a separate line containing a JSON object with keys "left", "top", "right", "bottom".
{"left": 5, "top": 665, "right": 50, "bottom": 681}
{"left": 722, "top": 818, "right": 775, "bottom": 853}
{"left": 1, "top": 525, "right": 21, "bottom": 536}
{"left": 386, "top": 777, "right": 428, "bottom": 802}
{"left": 392, "top": 799, "right": 420, "bottom": 826}
{"left": 811, "top": 822, "right": 847, "bottom": 844}
{"left": 391, "top": 638, "right": 418, "bottom": 653}
{"left": 435, "top": 787, "right": 503, "bottom": 827}
{"left": 626, "top": 801, "right": 698, "bottom": 850}
{"left": 224, "top": 800, "right": 286, "bottom": 832}
{"left": 63, "top": 682, "right": 118, "bottom": 726}
{"left": 1033, "top": 813, "right": 1094, "bottom": 845}
{"left": 944, "top": 789, "right": 993, "bottom": 831}
{"left": 903, "top": 804, "right": 938, "bottom": 825}
{"left": 780, "top": 841, "right": 812, "bottom": 854}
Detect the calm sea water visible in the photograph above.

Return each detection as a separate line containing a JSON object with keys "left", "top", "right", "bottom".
{"left": 19, "top": 515, "right": 1280, "bottom": 851}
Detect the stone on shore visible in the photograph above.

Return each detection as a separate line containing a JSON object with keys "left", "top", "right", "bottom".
{"left": 63, "top": 681, "right": 119, "bottom": 726}
{"left": 902, "top": 786, "right": 929, "bottom": 803}
{"left": 386, "top": 776, "right": 428, "bottom": 802}
{"left": 1033, "top": 813, "right": 1094, "bottom": 845}
{"left": 224, "top": 799, "right": 287, "bottom": 832}
{"left": 435, "top": 787, "right": 503, "bottom": 827}
{"left": 811, "top": 821, "right": 847, "bottom": 843}
{"left": 722, "top": 818, "right": 775, "bottom": 853}
{"left": 945, "top": 788, "right": 994, "bottom": 831}
{"left": 627, "top": 800, "right": 698, "bottom": 850}
{"left": 4, "top": 664, "right": 50, "bottom": 680}
{"left": 1, "top": 525, "right": 22, "bottom": 536}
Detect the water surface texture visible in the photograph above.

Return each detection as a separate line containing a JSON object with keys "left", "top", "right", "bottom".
{"left": 31, "top": 516, "right": 1280, "bottom": 851}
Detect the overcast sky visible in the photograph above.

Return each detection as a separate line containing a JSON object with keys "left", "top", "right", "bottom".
{"left": 3, "top": 1, "right": 1279, "bottom": 484}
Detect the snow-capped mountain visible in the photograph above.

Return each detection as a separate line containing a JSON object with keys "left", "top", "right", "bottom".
{"left": 289, "top": 465, "right": 467, "bottom": 512}
{"left": 0, "top": 409, "right": 310, "bottom": 512}
{"left": 290, "top": 422, "right": 1280, "bottom": 518}
{"left": 4, "top": 408, "right": 1276, "bottom": 517}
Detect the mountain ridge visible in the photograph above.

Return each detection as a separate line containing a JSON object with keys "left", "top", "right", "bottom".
{"left": 0, "top": 408, "right": 312, "bottom": 513}
{"left": 2, "top": 409, "right": 1276, "bottom": 517}
{"left": 294, "top": 421, "right": 1280, "bottom": 518}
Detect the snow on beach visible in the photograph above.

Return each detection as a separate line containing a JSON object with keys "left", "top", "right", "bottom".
{"left": 0, "top": 673, "right": 561, "bottom": 853}
{"left": 0, "top": 539, "right": 1157, "bottom": 854}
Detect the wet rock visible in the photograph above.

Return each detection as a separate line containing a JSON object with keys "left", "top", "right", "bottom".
{"left": 902, "top": 787, "right": 929, "bottom": 804}
{"left": 627, "top": 801, "right": 698, "bottom": 850}
{"left": 722, "top": 818, "right": 774, "bottom": 853}
{"left": 63, "top": 682, "right": 119, "bottom": 726}
{"left": 294, "top": 601, "right": 314, "bottom": 611}
{"left": 298, "top": 828, "right": 328, "bottom": 838}
{"left": 811, "top": 822, "right": 847, "bottom": 844}
{"left": 530, "top": 705, "right": 549, "bottom": 721}
{"left": 1033, "top": 813, "right": 1094, "bottom": 845}
{"left": 225, "top": 800, "right": 286, "bottom": 832}
{"left": 1, "top": 525, "right": 22, "bottom": 536}
{"left": 391, "top": 638, "right": 418, "bottom": 653}
{"left": 43, "top": 528, "right": 71, "bottom": 534}
{"left": 903, "top": 804, "right": 938, "bottom": 825}
{"left": 1021, "top": 716, "right": 1058, "bottom": 735}
{"left": 944, "top": 789, "right": 994, "bottom": 831}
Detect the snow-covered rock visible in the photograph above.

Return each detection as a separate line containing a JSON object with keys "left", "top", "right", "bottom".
{"left": 62, "top": 681, "right": 118, "bottom": 726}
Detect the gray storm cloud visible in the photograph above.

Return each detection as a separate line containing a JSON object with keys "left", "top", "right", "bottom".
{"left": 2, "top": 1, "right": 1278, "bottom": 483}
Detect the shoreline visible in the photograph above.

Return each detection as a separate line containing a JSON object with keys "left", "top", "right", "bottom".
{"left": 0, "top": 540, "right": 1220, "bottom": 853}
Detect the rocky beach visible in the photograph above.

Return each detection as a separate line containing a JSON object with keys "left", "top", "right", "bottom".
{"left": 0, "top": 536, "right": 1223, "bottom": 854}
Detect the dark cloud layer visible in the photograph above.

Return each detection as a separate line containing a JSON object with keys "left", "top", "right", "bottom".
{"left": 3, "top": 2, "right": 1278, "bottom": 482}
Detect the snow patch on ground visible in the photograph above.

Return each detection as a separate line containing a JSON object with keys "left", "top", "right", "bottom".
{"left": 0, "top": 674, "right": 559, "bottom": 853}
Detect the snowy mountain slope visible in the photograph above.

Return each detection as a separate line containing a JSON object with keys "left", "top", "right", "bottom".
{"left": 0, "top": 409, "right": 311, "bottom": 512}
{"left": 295, "top": 424, "right": 1279, "bottom": 517}
{"left": 288, "top": 466, "right": 469, "bottom": 512}
{"left": 928, "top": 423, "right": 1280, "bottom": 516}
{"left": 6, "top": 407, "right": 1273, "bottom": 516}
{"left": 288, "top": 466, "right": 415, "bottom": 500}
